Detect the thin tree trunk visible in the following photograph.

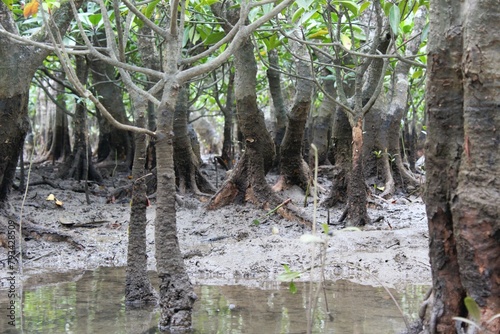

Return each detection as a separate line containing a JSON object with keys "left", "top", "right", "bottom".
{"left": 324, "top": 106, "right": 351, "bottom": 207}
{"left": 267, "top": 49, "right": 287, "bottom": 168}
{"left": 346, "top": 117, "right": 369, "bottom": 226}
{"left": 220, "top": 70, "right": 235, "bottom": 169}
{"left": 125, "top": 95, "right": 157, "bottom": 306}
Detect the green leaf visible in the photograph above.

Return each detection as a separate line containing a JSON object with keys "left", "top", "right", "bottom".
{"left": 292, "top": 7, "right": 304, "bottom": 24}
{"left": 359, "top": 1, "right": 371, "bottom": 14}
{"left": 289, "top": 281, "right": 297, "bottom": 294}
{"left": 389, "top": 4, "right": 401, "bottom": 36}
{"left": 252, "top": 219, "right": 260, "bottom": 226}
{"left": 334, "top": 0, "right": 359, "bottom": 16}
{"left": 144, "top": 0, "right": 160, "bottom": 19}
{"left": 321, "top": 223, "right": 330, "bottom": 235}
{"left": 421, "top": 22, "right": 429, "bottom": 43}
{"left": 2, "top": 0, "right": 13, "bottom": 10}
{"left": 464, "top": 297, "right": 481, "bottom": 322}
{"left": 203, "top": 31, "right": 225, "bottom": 45}
{"left": 278, "top": 270, "right": 301, "bottom": 281}
{"left": 88, "top": 14, "right": 102, "bottom": 27}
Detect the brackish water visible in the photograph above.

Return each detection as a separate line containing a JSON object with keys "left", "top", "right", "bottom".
{"left": 0, "top": 267, "right": 428, "bottom": 334}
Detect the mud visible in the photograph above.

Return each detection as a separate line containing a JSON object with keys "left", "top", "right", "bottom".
{"left": 0, "top": 161, "right": 431, "bottom": 290}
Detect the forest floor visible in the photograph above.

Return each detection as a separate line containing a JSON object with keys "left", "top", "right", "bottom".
{"left": 0, "top": 158, "right": 431, "bottom": 290}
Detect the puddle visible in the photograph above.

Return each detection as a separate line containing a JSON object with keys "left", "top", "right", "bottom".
{"left": 0, "top": 267, "right": 428, "bottom": 333}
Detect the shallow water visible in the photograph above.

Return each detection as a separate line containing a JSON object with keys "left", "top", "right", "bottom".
{"left": 0, "top": 267, "right": 428, "bottom": 334}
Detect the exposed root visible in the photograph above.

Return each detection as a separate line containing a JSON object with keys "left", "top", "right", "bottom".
{"left": 0, "top": 210, "right": 84, "bottom": 251}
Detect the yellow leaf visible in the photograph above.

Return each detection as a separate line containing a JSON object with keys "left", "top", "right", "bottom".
{"left": 340, "top": 33, "right": 352, "bottom": 50}
{"left": 55, "top": 200, "right": 63, "bottom": 206}
{"left": 23, "top": 0, "right": 39, "bottom": 18}
{"left": 46, "top": 194, "right": 56, "bottom": 201}
{"left": 308, "top": 29, "right": 328, "bottom": 39}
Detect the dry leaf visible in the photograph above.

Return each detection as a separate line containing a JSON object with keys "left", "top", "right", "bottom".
{"left": 23, "top": 0, "right": 39, "bottom": 18}
{"left": 46, "top": 194, "right": 56, "bottom": 201}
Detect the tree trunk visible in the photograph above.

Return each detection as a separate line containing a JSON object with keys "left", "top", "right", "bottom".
{"left": 58, "top": 56, "right": 102, "bottom": 183}
{"left": 208, "top": 36, "right": 276, "bottom": 208}
{"left": 89, "top": 44, "right": 134, "bottom": 164}
{"left": 0, "top": 93, "right": 30, "bottom": 203}
{"left": 174, "top": 86, "right": 215, "bottom": 195}
{"left": 423, "top": 1, "right": 467, "bottom": 332}
{"left": 125, "top": 95, "right": 157, "bottom": 306}
{"left": 451, "top": 0, "right": 500, "bottom": 330}
{"left": 275, "top": 37, "right": 313, "bottom": 191}
{"left": 45, "top": 74, "right": 71, "bottom": 162}
{"left": 0, "top": 0, "right": 83, "bottom": 203}
{"left": 324, "top": 106, "right": 351, "bottom": 207}
{"left": 346, "top": 117, "right": 369, "bottom": 226}
{"left": 220, "top": 70, "right": 235, "bottom": 169}
{"left": 267, "top": 49, "right": 287, "bottom": 168}
{"left": 309, "top": 76, "right": 335, "bottom": 167}
{"left": 155, "top": 80, "right": 197, "bottom": 331}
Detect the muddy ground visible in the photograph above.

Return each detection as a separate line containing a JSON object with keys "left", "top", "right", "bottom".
{"left": 0, "top": 159, "right": 431, "bottom": 290}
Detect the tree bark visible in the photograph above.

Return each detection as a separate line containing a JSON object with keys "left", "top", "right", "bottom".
{"left": 324, "top": 106, "right": 351, "bottom": 207}
{"left": 275, "top": 36, "right": 313, "bottom": 191}
{"left": 155, "top": 80, "right": 197, "bottom": 331}
{"left": 451, "top": 0, "right": 500, "bottom": 330}
{"left": 0, "top": 0, "right": 83, "bottom": 204}
{"left": 208, "top": 5, "right": 276, "bottom": 209}
{"left": 88, "top": 37, "right": 134, "bottom": 164}
{"left": 174, "top": 86, "right": 215, "bottom": 195}
{"left": 423, "top": 1, "right": 467, "bottom": 332}
{"left": 220, "top": 70, "right": 235, "bottom": 169}
{"left": 267, "top": 49, "right": 287, "bottom": 168}
{"left": 58, "top": 56, "right": 102, "bottom": 183}
{"left": 125, "top": 95, "right": 157, "bottom": 306}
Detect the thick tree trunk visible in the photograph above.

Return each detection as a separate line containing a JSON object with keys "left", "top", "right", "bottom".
{"left": 89, "top": 49, "right": 134, "bottom": 164}
{"left": 208, "top": 39, "right": 275, "bottom": 208}
{"left": 275, "top": 38, "right": 313, "bottom": 191}
{"left": 451, "top": 0, "right": 500, "bottom": 330}
{"left": 174, "top": 86, "right": 215, "bottom": 195}
{"left": 0, "top": 94, "right": 30, "bottom": 203}
{"left": 423, "top": 1, "right": 467, "bottom": 332}
{"left": 0, "top": 0, "right": 83, "bottom": 205}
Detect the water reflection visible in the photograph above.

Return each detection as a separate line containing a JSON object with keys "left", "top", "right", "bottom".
{"left": 0, "top": 267, "right": 428, "bottom": 334}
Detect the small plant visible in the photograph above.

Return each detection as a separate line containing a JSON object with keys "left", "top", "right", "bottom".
{"left": 252, "top": 198, "right": 291, "bottom": 226}
{"left": 453, "top": 296, "right": 500, "bottom": 333}
{"left": 373, "top": 150, "right": 383, "bottom": 158}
